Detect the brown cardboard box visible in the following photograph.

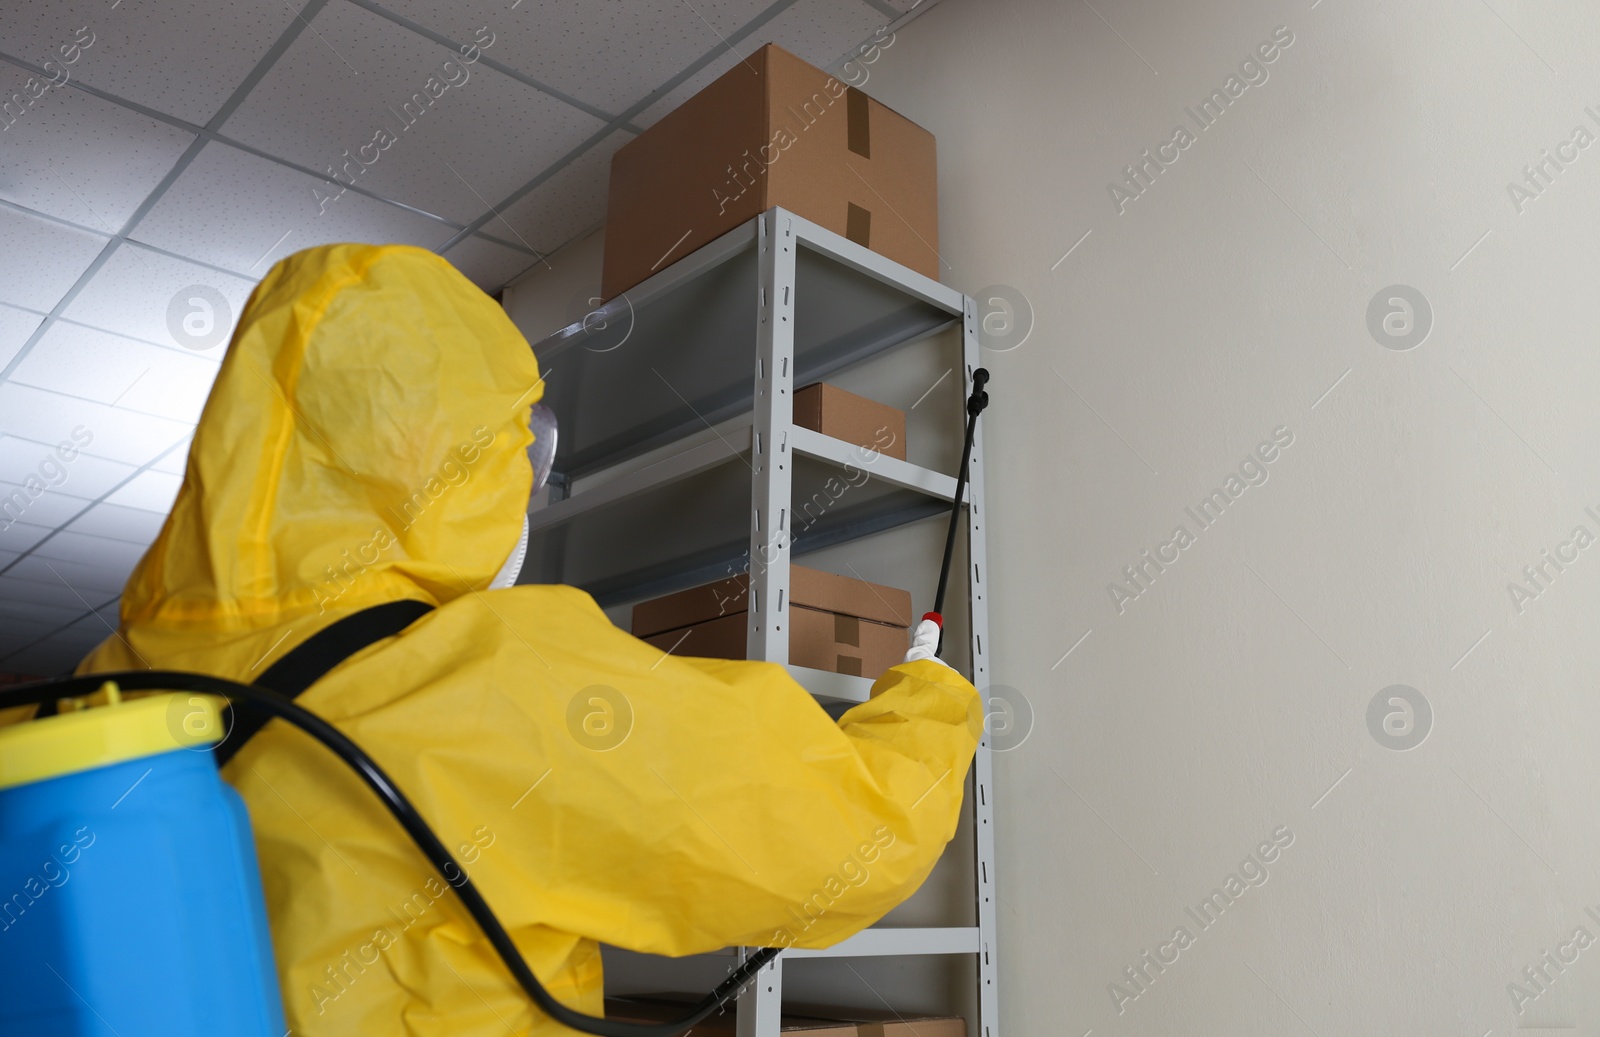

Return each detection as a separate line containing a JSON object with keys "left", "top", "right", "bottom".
{"left": 603, "top": 997, "right": 734, "bottom": 1034}
{"left": 784, "top": 1004, "right": 969, "bottom": 1037}
{"left": 793, "top": 383, "right": 906, "bottom": 461}
{"left": 601, "top": 43, "right": 938, "bottom": 300}
{"left": 605, "top": 996, "right": 967, "bottom": 1037}
{"left": 632, "top": 565, "right": 912, "bottom": 676}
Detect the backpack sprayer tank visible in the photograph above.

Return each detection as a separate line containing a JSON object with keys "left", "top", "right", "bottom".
{"left": 0, "top": 683, "right": 287, "bottom": 1035}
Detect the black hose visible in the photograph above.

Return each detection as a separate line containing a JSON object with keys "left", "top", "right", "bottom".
{"left": 0, "top": 671, "right": 777, "bottom": 1037}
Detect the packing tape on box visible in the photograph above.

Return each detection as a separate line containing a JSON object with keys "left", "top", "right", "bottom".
{"left": 846, "top": 202, "right": 872, "bottom": 247}
{"left": 847, "top": 87, "right": 871, "bottom": 158}
{"left": 846, "top": 86, "right": 872, "bottom": 247}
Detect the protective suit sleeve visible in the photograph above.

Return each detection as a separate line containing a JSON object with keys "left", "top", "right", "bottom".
{"left": 282, "top": 585, "right": 984, "bottom": 962}
{"left": 579, "top": 649, "right": 982, "bottom": 955}
{"left": 656, "top": 654, "right": 984, "bottom": 953}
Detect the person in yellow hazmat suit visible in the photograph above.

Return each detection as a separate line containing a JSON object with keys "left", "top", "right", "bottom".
{"left": 76, "top": 242, "right": 983, "bottom": 1037}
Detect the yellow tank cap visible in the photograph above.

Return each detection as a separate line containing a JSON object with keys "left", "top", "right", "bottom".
{"left": 0, "top": 683, "right": 228, "bottom": 791}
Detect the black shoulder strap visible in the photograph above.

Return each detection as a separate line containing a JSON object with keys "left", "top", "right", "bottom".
{"left": 214, "top": 599, "right": 435, "bottom": 766}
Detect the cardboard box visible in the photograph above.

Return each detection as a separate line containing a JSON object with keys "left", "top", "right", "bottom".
{"left": 783, "top": 1005, "right": 968, "bottom": 1037}
{"left": 632, "top": 565, "right": 911, "bottom": 676}
{"left": 603, "top": 997, "right": 734, "bottom": 1034}
{"left": 793, "top": 383, "right": 906, "bottom": 461}
{"left": 605, "top": 996, "right": 967, "bottom": 1037}
{"left": 601, "top": 43, "right": 938, "bottom": 300}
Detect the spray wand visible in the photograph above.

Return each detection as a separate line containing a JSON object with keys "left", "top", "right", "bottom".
{"left": 925, "top": 368, "right": 990, "bottom": 656}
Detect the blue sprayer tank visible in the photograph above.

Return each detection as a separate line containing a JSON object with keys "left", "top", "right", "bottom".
{"left": 0, "top": 682, "right": 286, "bottom": 1035}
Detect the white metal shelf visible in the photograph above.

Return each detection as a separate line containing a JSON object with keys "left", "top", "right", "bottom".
{"left": 789, "top": 426, "right": 958, "bottom": 501}
{"left": 783, "top": 926, "right": 981, "bottom": 959}
{"left": 526, "top": 422, "right": 958, "bottom": 543}
{"left": 524, "top": 207, "right": 998, "bottom": 1037}
{"left": 784, "top": 664, "right": 873, "bottom": 704}
{"left": 529, "top": 212, "right": 962, "bottom": 480}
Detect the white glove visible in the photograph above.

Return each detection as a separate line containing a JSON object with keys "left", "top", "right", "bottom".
{"left": 904, "top": 617, "right": 951, "bottom": 668}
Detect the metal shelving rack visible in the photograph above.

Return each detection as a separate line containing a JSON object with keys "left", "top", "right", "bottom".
{"left": 522, "top": 207, "right": 997, "bottom": 1037}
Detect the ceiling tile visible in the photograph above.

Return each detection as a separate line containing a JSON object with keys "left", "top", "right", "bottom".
{"left": 1, "top": 633, "right": 100, "bottom": 676}
{"left": 490, "top": 129, "right": 624, "bottom": 255}
{"left": 443, "top": 235, "right": 540, "bottom": 292}
{"left": 66, "top": 600, "right": 120, "bottom": 636}
{"left": 0, "top": 304, "right": 44, "bottom": 370}
{"left": 0, "top": 520, "right": 53, "bottom": 554}
{"left": 0, "top": 617, "right": 64, "bottom": 661}
{"left": 12, "top": 321, "right": 220, "bottom": 424}
{"left": 366, "top": 0, "right": 774, "bottom": 115}
{"left": 65, "top": 502, "right": 168, "bottom": 544}
{"left": 0, "top": 434, "right": 136, "bottom": 500}
{"left": 61, "top": 243, "right": 257, "bottom": 355}
{"left": 0, "top": 573, "right": 106, "bottom": 611}
{"left": 0, "top": 480, "right": 97, "bottom": 529}
{"left": 8, "top": 554, "right": 132, "bottom": 597}
{"left": 0, "top": 383, "right": 191, "bottom": 466}
{"left": 31, "top": 530, "right": 148, "bottom": 569}
{"left": 103, "top": 468, "right": 182, "bottom": 514}
{"left": 0, "top": 613, "right": 58, "bottom": 642}
{"left": 0, "top": 71, "right": 194, "bottom": 230}
{"left": 133, "top": 140, "right": 456, "bottom": 276}
{"left": 0, "top": 206, "right": 107, "bottom": 313}
{"left": 150, "top": 436, "right": 191, "bottom": 475}
{"left": 220, "top": 3, "right": 605, "bottom": 225}
{"left": 0, "top": 0, "right": 302, "bottom": 124}
{"left": 0, "top": 596, "right": 84, "bottom": 627}
{"left": 637, "top": 0, "right": 888, "bottom": 127}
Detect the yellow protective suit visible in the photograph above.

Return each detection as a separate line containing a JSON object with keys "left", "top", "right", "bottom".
{"left": 77, "top": 243, "right": 982, "bottom": 1037}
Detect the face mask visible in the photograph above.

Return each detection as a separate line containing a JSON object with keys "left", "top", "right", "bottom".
{"left": 489, "top": 404, "right": 556, "bottom": 591}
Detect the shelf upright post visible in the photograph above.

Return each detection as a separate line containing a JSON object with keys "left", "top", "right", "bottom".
{"left": 738, "top": 208, "right": 798, "bottom": 1037}
{"left": 961, "top": 299, "right": 1000, "bottom": 1037}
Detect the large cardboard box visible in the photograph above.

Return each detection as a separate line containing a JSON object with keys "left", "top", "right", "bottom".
{"left": 603, "top": 997, "right": 734, "bottom": 1034}
{"left": 793, "top": 382, "right": 907, "bottom": 461}
{"left": 604, "top": 996, "right": 966, "bottom": 1037}
{"left": 631, "top": 565, "right": 912, "bottom": 676}
{"left": 601, "top": 43, "right": 938, "bottom": 300}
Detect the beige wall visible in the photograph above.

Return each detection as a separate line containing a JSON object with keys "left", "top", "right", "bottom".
{"left": 508, "top": 0, "right": 1600, "bottom": 1029}
{"left": 860, "top": 0, "right": 1600, "bottom": 1033}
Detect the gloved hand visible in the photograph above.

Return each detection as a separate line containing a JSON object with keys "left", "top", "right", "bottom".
{"left": 904, "top": 617, "right": 952, "bottom": 669}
